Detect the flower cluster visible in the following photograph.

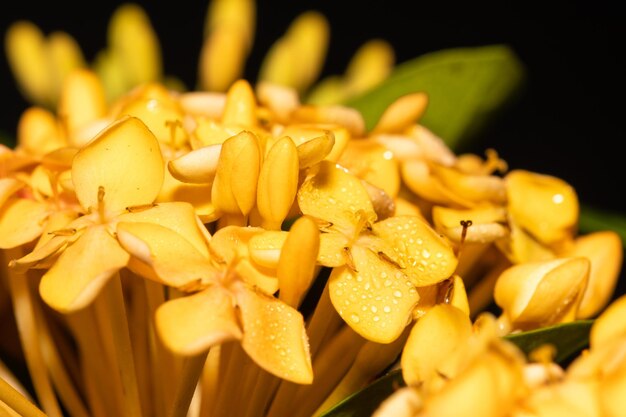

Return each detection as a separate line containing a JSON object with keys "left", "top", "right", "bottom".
{"left": 1, "top": 2, "right": 624, "bottom": 417}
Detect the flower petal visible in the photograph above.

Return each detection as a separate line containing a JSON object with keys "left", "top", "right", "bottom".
{"left": 432, "top": 205, "right": 509, "bottom": 244}
{"left": 39, "top": 225, "right": 129, "bottom": 312}
{"left": 156, "top": 286, "right": 241, "bottom": 355}
{"left": 373, "top": 215, "right": 458, "bottom": 286}
{"left": 505, "top": 169, "right": 579, "bottom": 245}
{"left": 237, "top": 287, "right": 313, "bottom": 384}
{"left": 0, "top": 198, "right": 48, "bottom": 249}
{"left": 401, "top": 304, "right": 472, "bottom": 386}
{"left": 570, "top": 231, "right": 623, "bottom": 319}
{"left": 117, "top": 221, "right": 215, "bottom": 288}
{"left": 328, "top": 245, "right": 420, "bottom": 343}
{"left": 118, "top": 201, "right": 211, "bottom": 258}
{"left": 211, "top": 130, "right": 261, "bottom": 216}
{"left": 257, "top": 137, "right": 299, "bottom": 230}
{"left": 494, "top": 257, "right": 590, "bottom": 330}
{"left": 297, "top": 160, "right": 376, "bottom": 231}
{"left": 72, "top": 115, "right": 164, "bottom": 213}
{"left": 167, "top": 144, "right": 222, "bottom": 184}
{"left": 248, "top": 230, "right": 288, "bottom": 269}
{"left": 372, "top": 92, "right": 428, "bottom": 134}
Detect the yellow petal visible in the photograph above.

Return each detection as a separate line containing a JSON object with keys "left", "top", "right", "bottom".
{"left": 259, "top": 11, "right": 329, "bottom": 94}
{"left": 209, "top": 225, "right": 261, "bottom": 264}
{"left": 167, "top": 144, "right": 222, "bottom": 184}
{"left": 568, "top": 231, "right": 623, "bottom": 319}
{"left": 211, "top": 130, "right": 261, "bottom": 216}
{"left": 157, "top": 171, "right": 217, "bottom": 223}
{"left": 47, "top": 31, "right": 86, "bottom": 101}
{"left": 373, "top": 216, "right": 458, "bottom": 286}
{"left": 279, "top": 124, "right": 350, "bottom": 162}
{"left": 248, "top": 230, "right": 288, "bottom": 269}
{"left": 237, "top": 287, "right": 313, "bottom": 384}
{"left": 400, "top": 160, "right": 473, "bottom": 207}
{"left": 257, "top": 137, "right": 299, "bottom": 229}
{"left": 344, "top": 39, "right": 395, "bottom": 97}
{"left": 297, "top": 160, "right": 376, "bottom": 231}
{"left": 204, "top": 0, "right": 255, "bottom": 48}
{"left": 372, "top": 92, "right": 428, "bottom": 134}
{"left": 58, "top": 69, "right": 107, "bottom": 147}
{"left": 338, "top": 139, "right": 400, "bottom": 198}
{"left": 39, "top": 225, "right": 129, "bottom": 312}
{"left": 496, "top": 217, "right": 557, "bottom": 264}
{"left": 234, "top": 259, "right": 279, "bottom": 295}
{"left": 198, "top": 26, "right": 248, "bottom": 92}
{"left": 431, "top": 205, "right": 509, "bottom": 244}
{"left": 5, "top": 20, "right": 52, "bottom": 106}
{"left": 156, "top": 286, "right": 241, "bottom": 355}
{"left": 295, "top": 131, "right": 335, "bottom": 169}
{"left": 401, "top": 304, "right": 472, "bottom": 386}
{"left": 430, "top": 163, "right": 507, "bottom": 206}
{"left": 291, "top": 105, "right": 365, "bottom": 138}
{"left": 179, "top": 91, "right": 226, "bottom": 119}
{"left": 256, "top": 81, "right": 300, "bottom": 123}
{"left": 222, "top": 79, "right": 257, "bottom": 126}
{"left": 118, "top": 201, "right": 211, "bottom": 258}
{"left": 0, "top": 198, "right": 48, "bottom": 249}
{"left": 328, "top": 245, "right": 420, "bottom": 343}
{"left": 116, "top": 221, "right": 215, "bottom": 288}
{"left": 505, "top": 169, "right": 579, "bottom": 245}
{"left": 72, "top": 116, "right": 164, "bottom": 213}
{"left": 191, "top": 117, "right": 245, "bottom": 148}
{"left": 277, "top": 215, "right": 320, "bottom": 307}
{"left": 494, "top": 257, "right": 590, "bottom": 330}
{"left": 16, "top": 107, "right": 65, "bottom": 157}
{"left": 590, "top": 294, "right": 626, "bottom": 349}
{"left": 108, "top": 3, "right": 162, "bottom": 88}
{"left": 0, "top": 178, "right": 24, "bottom": 208}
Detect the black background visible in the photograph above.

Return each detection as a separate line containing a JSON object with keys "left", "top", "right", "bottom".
{"left": 1, "top": 1, "right": 625, "bottom": 296}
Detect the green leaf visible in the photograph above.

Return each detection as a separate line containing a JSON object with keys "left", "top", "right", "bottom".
{"left": 579, "top": 204, "right": 626, "bottom": 247}
{"left": 344, "top": 44, "right": 526, "bottom": 150}
{"left": 318, "top": 369, "right": 405, "bottom": 417}
{"left": 504, "top": 320, "right": 593, "bottom": 364}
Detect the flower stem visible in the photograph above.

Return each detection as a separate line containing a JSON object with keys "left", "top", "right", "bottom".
{"left": 168, "top": 352, "right": 207, "bottom": 417}
{"left": 96, "top": 276, "right": 144, "bottom": 417}
{"left": 4, "top": 247, "right": 63, "bottom": 417}
{"left": 0, "top": 376, "right": 47, "bottom": 417}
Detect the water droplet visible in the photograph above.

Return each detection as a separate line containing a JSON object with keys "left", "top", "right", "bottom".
{"left": 371, "top": 306, "right": 378, "bottom": 313}
{"left": 351, "top": 314, "right": 360, "bottom": 323}
{"left": 422, "top": 249, "right": 431, "bottom": 259}
{"left": 364, "top": 282, "right": 371, "bottom": 291}
{"left": 384, "top": 279, "right": 392, "bottom": 287}
{"left": 336, "top": 289, "right": 344, "bottom": 296}
{"left": 383, "top": 306, "right": 391, "bottom": 313}
{"left": 393, "top": 290, "right": 403, "bottom": 298}
{"left": 416, "top": 238, "right": 423, "bottom": 245}
{"left": 373, "top": 316, "right": 380, "bottom": 322}
{"left": 381, "top": 271, "right": 388, "bottom": 279}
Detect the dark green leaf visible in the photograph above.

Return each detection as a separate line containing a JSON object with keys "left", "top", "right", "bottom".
{"left": 318, "top": 369, "right": 405, "bottom": 417}
{"left": 579, "top": 204, "right": 626, "bottom": 247}
{"left": 344, "top": 44, "right": 526, "bottom": 150}
{"left": 504, "top": 320, "right": 593, "bottom": 364}
{"left": 0, "top": 129, "right": 15, "bottom": 148}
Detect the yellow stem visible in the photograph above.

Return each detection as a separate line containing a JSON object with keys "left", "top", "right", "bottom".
{"left": 123, "top": 274, "right": 153, "bottom": 417}
{"left": 30, "top": 286, "right": 90, "bottom": 417}
{"left": 290, "top": 325, "right": 366, "bottom": 417}
{"left": 211, "top": 343, "right": 248, "bottom": 417}
{"left": 168, "top": 352, "right": 208, "bottom": 417}
{"left": 66, "top": 305, "right": 119, "bottom": 417}
{"left": 144, "top": 279, "right": 179, "bottom": 417}
{"left": 199, "top": 345, "right": 221, "bottom": 417}
{"left": 312, "top": 326, "right": 411, "bottom": 417}
{"left": 305, "top": 282, "right": 343, "bottom": 359}
{"left": 0, "top": 377, "right": 47, "bottom": 417}
{"left": 4, "top": 247, "right": 63, "bottom": 417}
{"left": 0, "top": 357, "right": 32, "bottom": 403}
{"left": 95, "top": 276, "right": 144, "bottom": 417}
{"left": 242, "top": 369, "right": 279, "bottom": 417}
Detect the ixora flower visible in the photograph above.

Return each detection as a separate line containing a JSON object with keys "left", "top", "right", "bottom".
{"left": 1, "top": 1, "right": 625, "bottom": 417}
{"left": 9, "top": 115, "right": 207, "bottom": 313}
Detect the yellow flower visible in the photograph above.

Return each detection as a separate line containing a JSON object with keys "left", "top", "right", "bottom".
{"left": 9, "top": 116, "right": 206, "bottom": 313}
{"left": 297, "top": 160, "right": 458, "bottom": 343}
{"left": 116, "top": 222, "right": 313, "bottom": 384}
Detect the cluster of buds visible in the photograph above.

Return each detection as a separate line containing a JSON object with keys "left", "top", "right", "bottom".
{"left": 0, "top": 2, "right": 624, "bottom": 417}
